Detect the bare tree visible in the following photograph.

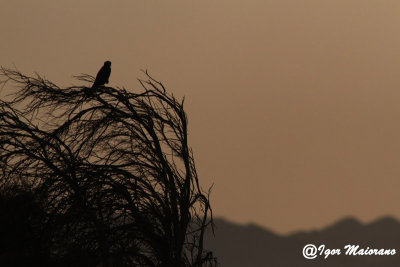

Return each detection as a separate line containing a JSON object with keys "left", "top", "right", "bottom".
{"left": 0, "top": 67, "right": 216, "bottom": 267}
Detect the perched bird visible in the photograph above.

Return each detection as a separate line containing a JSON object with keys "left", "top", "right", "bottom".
{"left": 92, "top": 61, "right": 111, "bottom": 88}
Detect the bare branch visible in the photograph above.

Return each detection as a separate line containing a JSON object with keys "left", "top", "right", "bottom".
{"left": 0, "top": 68, "right": 216, "bottom": 267}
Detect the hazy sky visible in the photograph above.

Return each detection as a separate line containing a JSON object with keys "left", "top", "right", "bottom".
{"left": 2, "top": 0, "right": 400, "bottom": 234}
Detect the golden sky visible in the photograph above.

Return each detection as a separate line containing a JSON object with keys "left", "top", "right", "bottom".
{"left": 2, "top": 0, "right": 400, "bottom": 234}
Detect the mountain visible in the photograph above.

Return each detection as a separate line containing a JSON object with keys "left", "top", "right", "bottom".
{"left": 204, "top": 217, "right": 400, "bottom": 267}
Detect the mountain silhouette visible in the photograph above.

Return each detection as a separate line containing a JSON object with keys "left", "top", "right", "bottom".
{"left": 205, "top": 217, "right": 400, "bottom": 267}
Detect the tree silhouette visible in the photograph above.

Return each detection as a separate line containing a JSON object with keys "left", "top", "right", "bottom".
{"left": 0, "top": 67, "right": 216, "bottom": 267}
{"left": 0, "top": 186, "right": 50, "bottom": 266}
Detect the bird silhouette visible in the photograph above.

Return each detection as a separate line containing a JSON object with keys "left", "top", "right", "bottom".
{"left": 92, "top": 61, "right": 111, "bottom": 88}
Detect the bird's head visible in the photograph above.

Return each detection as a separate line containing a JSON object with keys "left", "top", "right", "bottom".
{"left": 104, "top": 61, "right": 111, "bottom": 67}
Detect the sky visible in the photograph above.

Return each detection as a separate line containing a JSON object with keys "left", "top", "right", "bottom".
{"left": 2, "top": 0, "right": 400, "bottom": 234}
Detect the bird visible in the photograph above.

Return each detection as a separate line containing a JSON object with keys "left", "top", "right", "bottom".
{"left": 92, "top": 61, "right": 111, "bottom": 88}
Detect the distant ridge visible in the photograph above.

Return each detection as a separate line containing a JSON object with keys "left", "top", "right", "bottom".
{"left": 205, "top": 217, "right": 400, "bottom": 267}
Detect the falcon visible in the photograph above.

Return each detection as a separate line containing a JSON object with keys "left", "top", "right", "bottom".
{"left": 92, "top": 61, "right": 111, "bottom": 88}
